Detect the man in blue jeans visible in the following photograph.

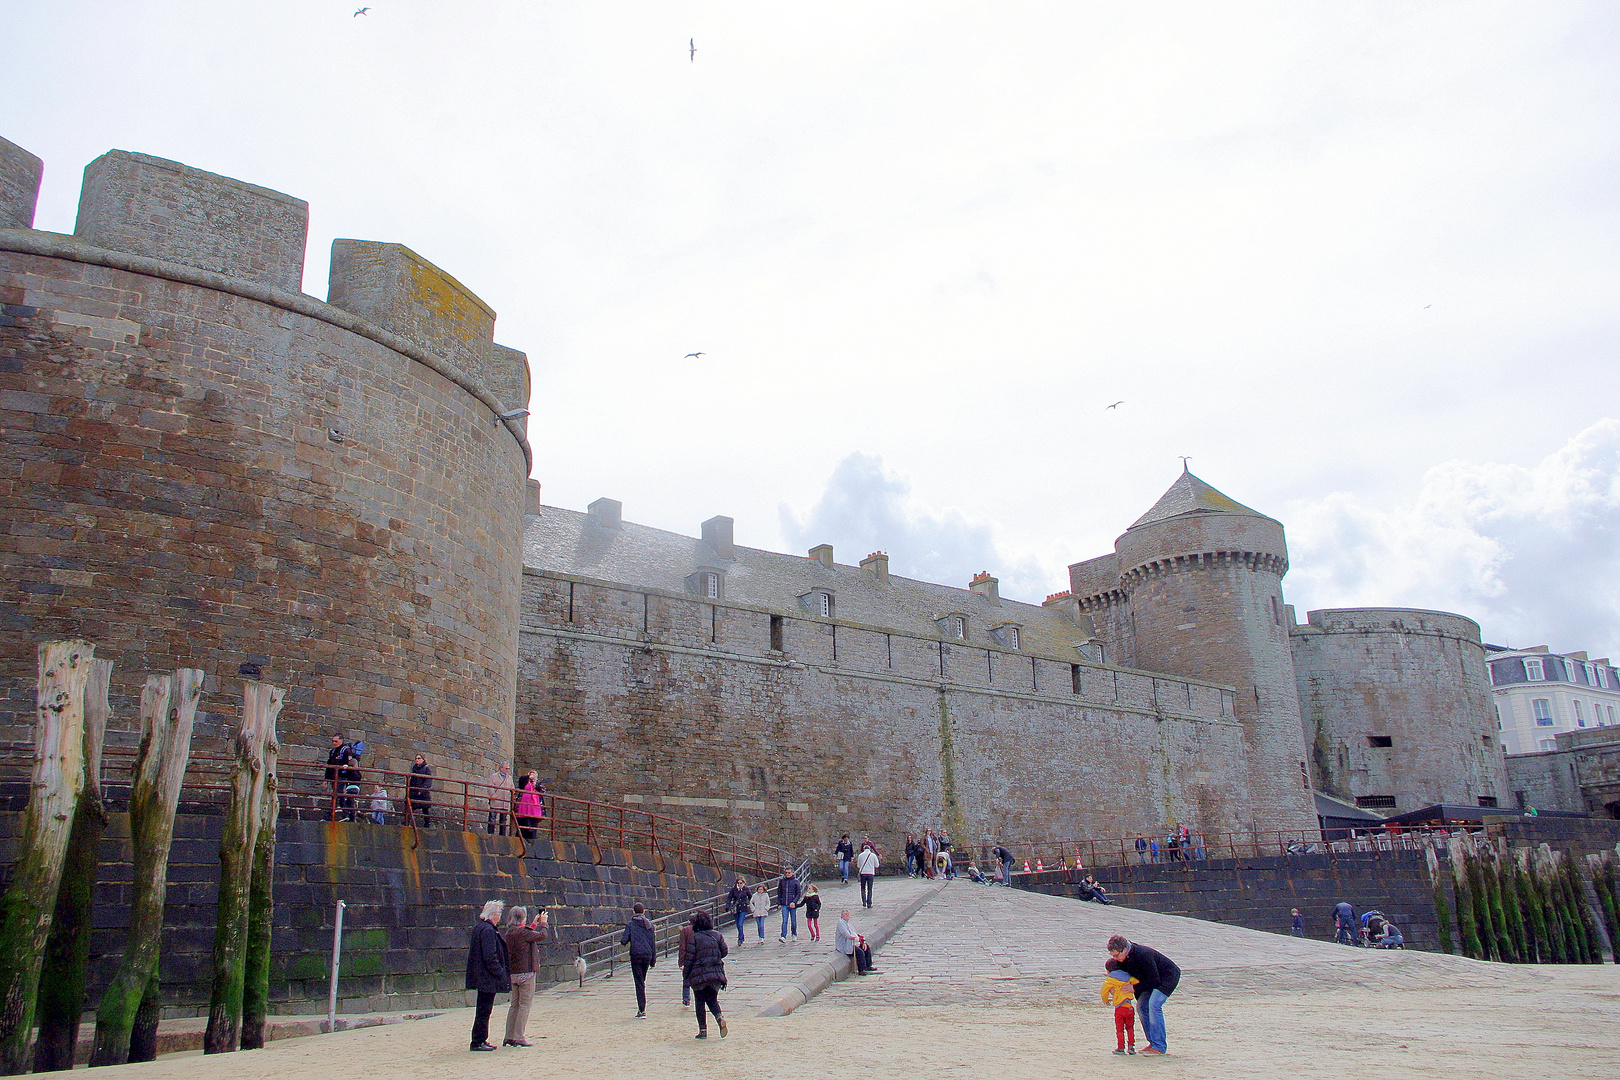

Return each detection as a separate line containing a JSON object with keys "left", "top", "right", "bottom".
{"left": 1107, "top": 933, "right": 1179, "bottom": 1056}
{"left": 836, "top": 834, "right": 855, "bottom": 884}
{"left": 726, "top": 877, "right": 750, "bottom": 945}
{"left": 777, "top": 867, "right": 801, "bottom": 941}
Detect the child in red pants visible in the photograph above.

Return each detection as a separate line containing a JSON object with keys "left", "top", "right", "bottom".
{"left": 1102, "top": 960, "right": 1137, "bottom": 1055}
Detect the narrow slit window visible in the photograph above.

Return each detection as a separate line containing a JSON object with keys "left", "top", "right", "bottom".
{"left": 1070, "top": 664, "right": 1082, "bottom": 694}
{"left": 769, "top": 615, "right": 784, "bottom": 651}
{"left": 1367, "top": 735, "right": 1393, "bottom": 748}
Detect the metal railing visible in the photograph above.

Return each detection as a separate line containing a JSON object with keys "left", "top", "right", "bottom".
{"left": 982, "top": 824, "right": 1486, "bottom": 876}
{"left": 573, "top": 855, "right": 814, "bottom": 981}
{"left": 0, "top": 747, "right": 793, "bottom": 878}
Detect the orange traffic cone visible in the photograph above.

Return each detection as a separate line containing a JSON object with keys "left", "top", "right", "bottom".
{"left": 1075, "top": 848, "right": 1085, "bottom": 869}
{"left": 1023, "top": 859, "right": 1031, "bottom": 873}
{"left": 1035, "top": 857, "right": 1045, "bottom": 872}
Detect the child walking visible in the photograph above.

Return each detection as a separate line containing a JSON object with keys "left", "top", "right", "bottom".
{"left": 1102, "top": 960, "right": 1137, "bottom": 1055}
{"left": 748, "top": 883, "right": 770, "bottom": 942}
{"left": 804, "top": 884, "right": 822, "bottom": 942}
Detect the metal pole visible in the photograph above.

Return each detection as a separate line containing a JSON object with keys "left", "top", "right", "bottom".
{"left": 327, "top": 900, "right": 346, "bottom": 1033}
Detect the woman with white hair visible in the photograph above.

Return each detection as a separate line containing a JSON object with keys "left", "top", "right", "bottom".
{"left": 465, "top": 900, "right": 511, "bottom": 1051}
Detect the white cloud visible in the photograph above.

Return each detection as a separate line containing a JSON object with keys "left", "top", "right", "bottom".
{"left": 781, "top": 453, "right": 1052, "bottom": 602}
{"left": 1286, "top": 419, "right": 1620, "bottom": 656}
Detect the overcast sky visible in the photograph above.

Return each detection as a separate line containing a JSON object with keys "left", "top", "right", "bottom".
{"left": 7, "top": 2, "right": 1617, "bottom": 656}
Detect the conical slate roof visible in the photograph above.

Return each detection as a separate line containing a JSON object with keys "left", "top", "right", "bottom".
{"left": 1129, "top": 470, "right": 1266, "bottom": 529}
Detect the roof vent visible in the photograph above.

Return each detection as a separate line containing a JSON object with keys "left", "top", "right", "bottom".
{"left": 809, "top": 544, "right": 834, "bottom": 570}
{"left": 702, "top": 516, "right": 735, "bottom": 560}
{"left": 587, "top": 497, "right": 622, "bottom": 528}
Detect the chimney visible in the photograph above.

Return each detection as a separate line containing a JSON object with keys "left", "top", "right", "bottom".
{"left": 701, "top": 516, "right": 735, "bottom": 560}
{"left": 968, "top": 571, "right": 999, "bottom": 603}
{"left": 525, "top": 478, "right": 542, "bottom": 517}
{"left": 809, "top": 544, "right": 834, "bottom": 570}
{"left": 587, "top": 497, "right": 622, "bottom": 528}
{"left": 859, "top": 551, "right": 890, "bottom": 584}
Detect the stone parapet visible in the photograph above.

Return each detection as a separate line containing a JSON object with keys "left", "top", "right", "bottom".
{"left": 0, "top": 136, "right": 42, "bottom": 230}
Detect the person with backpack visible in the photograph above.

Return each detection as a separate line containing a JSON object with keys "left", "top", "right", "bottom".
{"left": 683, "top": 912, "right": 729, "bottom": 1039}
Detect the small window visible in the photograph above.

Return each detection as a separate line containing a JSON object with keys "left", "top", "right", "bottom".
{"left": 1367, "top": 735, "right": 1393, "bottom": 748}
{"left": 1008, "top": 626, "right": 1020, "bottom": 650}
{"left": 1574, "top": 699, "right": 1586, "bottom": 727}
{"left": 953, "top": 617, "right": 965, "bottom": 639}
{"left": 1539, "top": 738, "right": 1556, "bottom": 751}
{"left": 769, "top": 615, "right": 784, "bottom": 651}
{"left": 1071, "top": 664, "right": 1082, "bottom": 694}
{"left": 1355, "top": 795, "right": 1397, "bottom": 809}
{"left": 1607, "top": 705, "right": 1616, "bottom": 726}
{"left": 1526, "top": 658, "right": 1545, "bottom": 681}
{"left": 706, "top": 573, "right": 719, "bottom": 599}
{"left": 1533, "top": 698, "right": 1553, "bottom": 725}
{"left": 1482, "top": 735, "right": 1493, "bottom": 747}
{"left": 1270, "top": 595, "right": 1280, "bottom": 625}
{"left": 819, "top": 592, "right": 831, "bottom": 618}
{"left": 1477, "top": 795, "right": 1498, "bottom": 808}
{"left": 1597, "top": 666, "right": 1611, "bottom": 689}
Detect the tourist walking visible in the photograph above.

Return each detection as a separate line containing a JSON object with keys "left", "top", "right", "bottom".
{"left": 620, "top": 902, "right": 657, "bottom": 1018}
{"left": 465, "top": 900, "right": 510, "bottom": 1051}
{"left": 1106, "top": 934, "right": 1179, "bottom": 1056}
{"left": 487, "top": 761, "right": 514, "bottom": 835}
{"left": 683, "top": 912, "right": 729, "bottom": 1039}
{"left": 1291, "top": 908, "right": 1304, "bottom": 937}
{"left": 748, "top": 883, "right": 770, "bottom": 941}
{"left": 1135, "top": 836, "right": 1148, "bottom": 864}
{"left": 501, "top": 906, "right": 548, "bottom": 1047}
{"left": 803, "top": 884, "right": 822, "bottom": 941}
{"left": 836, "top": 834, "right": 855, "bottom": 884}
{"left": 1193, "top": 831, "right": 1206, "bottom": 860}
{"left": 726, "top": 877, "right": 750, "bottom": 945}
{"left": 777, "top": 866, "right": 801, "bottom": 941}
{"left": 325, "top": 733, "right": 362, "bottom": 821}
{"left": 515, "top": 772, "right": 543, "bottom": 841}
{"left": 408, "top": 754, "right": 433, "bottom": 827}
{"left": 368, "top": 785, "right": 392, "bottom": 824}
{"left": 904, "top": 834, "right": 919, "bottom": 877}
{"left": 855, "top": 842, "right": 880, "bottom": 908}
{"left": 835, "top": 910, "right": 876, "bottom": 974}
{"left": 678, "top": 916, "right": 696, "bottom": 1007}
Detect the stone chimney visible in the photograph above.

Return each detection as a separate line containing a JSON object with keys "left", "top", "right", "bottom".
{"left": 809, "top": 544, "right": 834, "bottom": 570}
{"left": 701, "top": 516, "right": 735, "bottom": 560}
{"left": 587, "top": 497, "right": 622, "bottom": 528}
{"left": 859, "top": 551, "right": 890, "bottom": 584}
{"left": 1042, "top": 590, "right": 1076, "bottom": 621}
{"left": 969, "top": 571, "right": 999, "bottom": 603}
{"left": 525, "top": 478, "right": 542, "bottom": 517}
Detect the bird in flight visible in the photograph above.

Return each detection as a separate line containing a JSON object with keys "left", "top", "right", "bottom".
{"left": 1106, "top": 401, "right": 1124, "bottom": 410}
{"left": 690, "top": 38, "right": 696, "bottom": 62}
{"left": 1423, "top": 304, "right": 1431, "bottom": 309}
{"left": 354, "top": 6, "right": 369, "bottom": 15}
{"left": 684, "top": 352, "right": 705, "bottom": 359}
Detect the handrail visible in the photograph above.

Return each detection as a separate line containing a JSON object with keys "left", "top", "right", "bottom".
{"left": 981, "top": 824, "right": 1487, "bottom": 877}
{"left": 573, "top": 855, "right": 814, "bottom": 981}
{"left": 0, "top": 747, "right": 793, "bottom": 878}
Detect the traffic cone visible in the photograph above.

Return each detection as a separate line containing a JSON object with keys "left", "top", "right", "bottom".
{"left": 1076, "top": 848, "right": 1085, "bottom": 869}
{"left": 1023, "top": 859, "right": 1031, "bottom": 874}
{"left": 1035, "top": 857, "right": 1044, "bottom": 872}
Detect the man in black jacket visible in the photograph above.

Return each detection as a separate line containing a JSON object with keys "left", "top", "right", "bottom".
{"left": 466, "top": 900, "right": 511, "bottom": 1051}
{"left": 621, "top": 903, "right": 657, "bottom": 1018}
{"left": 777, "top": 869, "right": 802, "bottom": 942}
{"left": 1107, "top": 934, "right": 1179, "bottom": 1056}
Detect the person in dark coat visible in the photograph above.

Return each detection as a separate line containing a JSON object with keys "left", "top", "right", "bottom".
{"left": 1107, "top": 934, "right": 1180, "bottom": 1056}
{"left": 777, "top": 867, "right": 802, "bottom": 941}
{"left": 683, "top": 911, "right": 729, "bottom": 1039}
{"left": 726, "top": 877, "right": 751, "bottom": 945}
{"left": 408, "top": 754, "right": 433, "bottom": 828}
{"left": 620, "top": 903, "right": 657, "bottom": 1018}
{"left": 678, "top": 916, "right": 697, "bottom": 1007}
{"left": 466, "top": 900, "right": 511, "bottom": 1051}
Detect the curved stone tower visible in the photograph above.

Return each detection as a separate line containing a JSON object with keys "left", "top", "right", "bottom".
{"left": 0, "top": 140, "right": 531, "bottom": 779}
{"left": 1292, "top": 607, "right": 1507, "bottom": 813}
{"left": 1071, "top": 471, "right": 1317, "bottom": 834}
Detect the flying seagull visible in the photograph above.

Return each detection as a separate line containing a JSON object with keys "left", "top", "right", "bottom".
{"left": 1106, "top": 401, "right": 1124, "bottom": 410}
{"left": 690, "top": 38, "right": 696, "bottom": 62}
{"left": 354, "top": 6, "right": 369, "bottom": 15}
{"left": 1424, "top": 304, "right": 1431, "bottom": 309}
{"left": 684, "top": 352, "right": 705, "bottom": 359}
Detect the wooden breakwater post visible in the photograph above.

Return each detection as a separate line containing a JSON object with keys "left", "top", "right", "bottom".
{"left": 89, "top": 669, "right": 203, "bottom": 1067}
{"left": 203, "top": 681, "right": 282, "bottom": 1054}
{"left": 0, "top": 641, "right": 93, "bottom": 1075}
{"left": 32, "top": 658, "right": 111, "bottom": 1071}
{"left": 240, "top": 685, "right": 282, "bottom": 1051}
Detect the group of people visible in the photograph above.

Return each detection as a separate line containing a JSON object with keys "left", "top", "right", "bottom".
{"left": 1133, "top": 824, "right": 1207, "bottom": 863}
{"left": 833, "top": 834, "right": 882, "bottom": 908}
{"left": 464, "top": 900, "right": 550, "bottom": 1050}
{"left": 902, "top": 829, "right": 955, "bottom": 879}
{"left": 1101, "top": 934, "right": 1180, "bottom": 1055}
{"left": 1330, "top": 901, "right": 1404, "bottom": 948}
{"left": 321, "top": 736, "right": 549, "bottom": 840}
{"left": 725, "top": 872, "right": 824, "bottom": 943}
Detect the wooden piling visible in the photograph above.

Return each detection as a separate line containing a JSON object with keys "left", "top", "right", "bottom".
{"left": 32, "top": 658, "right": 111, "bottom": 1071}
{"left": 0, "top": 641, "right": 93, "bottom": 1075}
{"left": 89, "top": 669, "right": 203, "bottom": 1067}
{"left": 203, "top": 681, "right": 281, "bottom": 1054}
{"left": 239, "top": 685, "right": 282, "bottom": 1051}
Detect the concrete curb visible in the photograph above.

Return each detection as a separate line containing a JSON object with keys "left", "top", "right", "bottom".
{"left": 757, "top": 882, "right": 946, "bottom": 1017}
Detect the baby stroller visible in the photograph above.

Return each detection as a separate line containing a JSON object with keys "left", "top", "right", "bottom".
{"left": 1361, "top": 912, "right": 1404, "bottom": 949}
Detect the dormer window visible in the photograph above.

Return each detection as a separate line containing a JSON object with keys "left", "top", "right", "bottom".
{"left": 938, "top": 614, "right": 967, "bottom": 640}
{"left": 684, "top": 568, "right": 724, "bottom": 601}
{"left": 990, "top": 624, "right": 1021, "bottom": 649}
{"left": 1525, "top": 658, "right": 1544, "bottom": 681}
{"left": 798, "top": 590, "right": 834, "bottom": 618}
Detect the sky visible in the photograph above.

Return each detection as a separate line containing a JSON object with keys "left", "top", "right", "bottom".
{"left": 5, "top": 1, "right": 1617, "bottom": 655}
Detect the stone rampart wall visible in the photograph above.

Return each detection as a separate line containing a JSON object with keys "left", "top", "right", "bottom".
{"left": 517, "top": 570, "right": 1264, "bottom": 858}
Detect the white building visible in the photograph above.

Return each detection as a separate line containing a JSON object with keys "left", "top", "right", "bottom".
{"left": 1487, "top": 646, "right": 1620, "bottom": 756}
